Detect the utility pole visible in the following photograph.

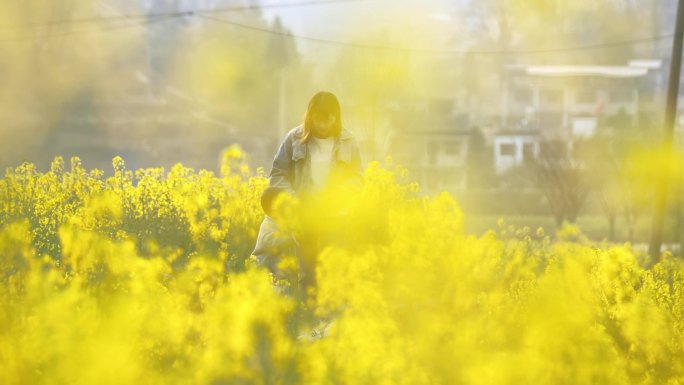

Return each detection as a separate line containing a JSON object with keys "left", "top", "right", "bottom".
{"left": 648, "top": 0, "right": 684, "bottom": 263}
{"left": 278, "top": 68, "right": 287, "bottom": 140}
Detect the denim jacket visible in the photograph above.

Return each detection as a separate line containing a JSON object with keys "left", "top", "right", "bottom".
{"left": 269, "top": 125, "right": 363, "bottom": 195}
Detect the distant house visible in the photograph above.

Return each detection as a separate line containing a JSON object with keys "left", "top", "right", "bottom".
{"left": 389, "top": 108, "right": 471, "bottom": 193}
{"left": 495, "top": 60, "right": 662, "bottom": 173}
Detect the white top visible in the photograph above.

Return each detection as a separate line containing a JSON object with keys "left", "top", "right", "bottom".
{"left": 308, "top": 137, "right": 335, "bottom": 191}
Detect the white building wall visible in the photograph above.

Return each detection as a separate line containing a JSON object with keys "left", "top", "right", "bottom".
{"left": 494, "top": 136, "right": 539, "bottom": 173}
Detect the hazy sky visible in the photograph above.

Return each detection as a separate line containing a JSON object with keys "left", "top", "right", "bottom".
{"left": 260, "top": 0, "right": 466, "bottom": 58}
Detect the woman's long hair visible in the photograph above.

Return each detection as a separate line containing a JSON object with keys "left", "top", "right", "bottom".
{"left": 300, "top": 91, "right": 342, "bottom": 144}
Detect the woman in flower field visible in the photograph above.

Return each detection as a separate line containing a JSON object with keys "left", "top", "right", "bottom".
{"left": 252, "top": 90, "right": 363, "bottom": 293}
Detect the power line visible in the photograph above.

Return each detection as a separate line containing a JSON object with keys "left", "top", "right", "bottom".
{"left": 0, "top": 0, "right": 367, "bottom": 30}
{"left": 0, "top": 1, "right": 673, "bottom": 55}
{"left": 199, "top": 13, "right": 674, "bottom": 55}
{"left": 0, "top": 14, "right": 180, "bottom": 44}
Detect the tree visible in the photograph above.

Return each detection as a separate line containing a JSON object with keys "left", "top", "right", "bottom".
{"left": 0, "top": 0, "right": 151, "bottom": 169}
{"left": 170, "top": 5, "right": 303, "bottom": 137}
{"left": 326, "top": 34, "right": 414, "bottom": 160}
{"left": 528, "top": 140, "right": 589, "bottom": 227}
{"left": 465, "top": 126, "right": 495, "bottom": 189}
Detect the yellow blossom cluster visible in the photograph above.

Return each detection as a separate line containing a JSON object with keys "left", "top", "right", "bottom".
{"left": 0, "top": 147, "right": 683, "bottom": 384}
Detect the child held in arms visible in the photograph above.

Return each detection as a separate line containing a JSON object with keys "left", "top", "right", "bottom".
{"left": 251, "top": 186, "right": 300, "bottom": 290}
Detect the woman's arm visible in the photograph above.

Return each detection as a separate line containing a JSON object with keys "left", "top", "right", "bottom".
{"left": 269, "top": 135, "right": 297, "bottom": 195}
{"left": 350, "top": 139, "right": 364, "bottom": 183}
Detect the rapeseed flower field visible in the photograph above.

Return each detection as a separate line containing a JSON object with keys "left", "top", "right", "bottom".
{"left": 1, "top": 146, "right": 683, "bottom": 384}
